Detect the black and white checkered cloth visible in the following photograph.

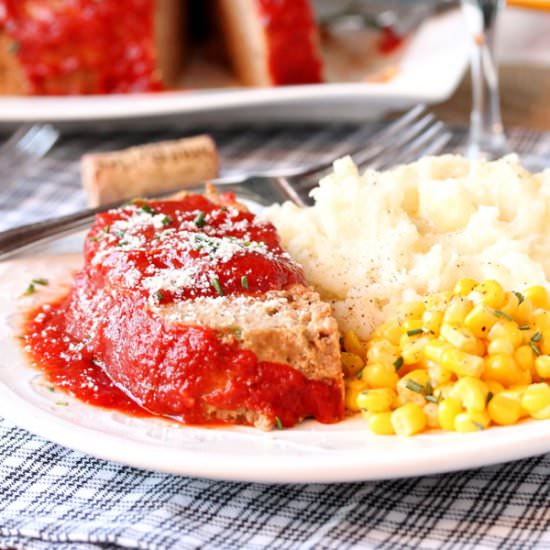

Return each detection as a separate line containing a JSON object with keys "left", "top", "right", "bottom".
{"left": 0, "top": 123, "right": 549, "bottom": 550}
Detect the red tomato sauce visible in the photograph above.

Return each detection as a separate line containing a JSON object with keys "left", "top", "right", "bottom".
{"left": 24, "top": 195, "right": 344, "bottom": 428}
{"left": 257, "top": 0, "right": 323, "bottom": 85}
{"left": 0, "top": 0, "right": 162, "bottom": 95}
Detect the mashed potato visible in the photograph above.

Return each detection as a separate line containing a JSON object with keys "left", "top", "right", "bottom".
{"left": 266, "top": 155, "right": 550, "bottom": 339}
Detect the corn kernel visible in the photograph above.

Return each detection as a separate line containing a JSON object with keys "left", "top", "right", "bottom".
{"left": 540, "top": 331, "right": 550, "bottom": 355}
{"left": 345, "top": 379, "right": 367, "bottom": 412}
{"left": 442, "top": 296, "right": 473, "bottom": 326}
{"left": 453, "top": 277, "right": 478, "bottom": 296}
{"left": 341, "top": 352, "right": 364, "bottom": 378}
{"left": 343, "top": 330, "right": 365, "bottom": 360}
{"left": 524, "top": 286, "right": 549, "bottom": 310}
{"left": 488, "top": 393, "right": 521, "bottom": 425}
{"left": 500, "top": 292, "right": 520, "bottom": 318}
{"left": 424, "top": 339, "right": 452, "bottom": 364}
{"left": 464, "top": 304, "right": 498, "bottom": 339}
{"left": 391, "top": 403, "right": 427, "bottom": 436}
{"left": 441, "top": 348, "right": 484, "bottom": 378}
{"left": 367, "top": 340, "right": 399, "bottom": 367}
{"left": 362, "top": 362, "right": 399, "bottom": 389}
{"left": 424, "top": 403, "right": 440, "bottom": 429}
{"left": 434, "top": 383, "right": 455, "bottom": 402}
{"left": 515, "top": 299, "right": 534, "bottom": 326}
{"left": 427, "top": 362, "right": 453, "bottom": 387}
{"left": 438, "top": 397, "right": 462, "bottom": 431}
{"left": 396, "top": 369, "right": 430, "bottom": 406}
{"left": 488, "top": 321, "right": 523, "bottom": 348}
{"left": 402, "top": 336, "right": 430, "bottom": 365}
{"left": 402, "top": 319, "right": 424, "bottom": 333}
{"left": 530, "top": 405, "right": 550, "bottom": 420}
{"left": 422, "top": 310, "right": 444, "bottom": 335}
{"left": 440, "top": 324, "right": 479, "bottom": 354}
{"left": 487, "top": 338, "right": 515, "bottom": 356}
{"left": 521, "top": 383, "right": 550, "bottom": 414}
{"left": 357, "top": 388, "right": 396, "bottom": 413}
{"left": 533, "top": 311, "right": 550, "bottom": 332}
{"left": 454, "top": 410, "right": 490, "bottom": 432}
{"left": 397, "top": 301, "right": 425, "bottom": 321}
{"left": 367, "top": 412, "right": 395, "bottom": 435}
{"left": 450, "top": 377, "right": 489, "bottom": 412}
{"left": 484, "top": 354, "right": 522, "bottom": 386}
{"left": 424, "top": 292, "right": 452, "bottom": 312}
{"left": 535, "top": 356, "right": 550, "bottom": 379}
{"left": 374, "top": 320, "right": 402, "bottom": 346}
{"left": 486, "top": 380, "right": 505, "bottom": 395}
{"left": 474, "top": 280, "right": 506, "bottom": 309}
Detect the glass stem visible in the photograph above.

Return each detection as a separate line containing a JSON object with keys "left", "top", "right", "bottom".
{"left": 462, "top": 0, "right": 508, "bottom": 159}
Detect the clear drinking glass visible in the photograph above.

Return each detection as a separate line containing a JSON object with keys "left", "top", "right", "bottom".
{"left": 460, "top": 0, "right": 509, "bottom": 159}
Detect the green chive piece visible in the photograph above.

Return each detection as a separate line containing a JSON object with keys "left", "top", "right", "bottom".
{"left": 241, "top": 275, "right": 249, "bottom": 289}
{"left": 393, "top": 356, "right": 404, "bottom": 372}
{"left": 356, "top": 368, "right": 364, "bottom": 380}
{"left": 425, "top": 395, "right": 439, "bottom": 404}
{"left": 472, "top": 421, "right": 485, "bottom": 431}
{"left": 211, "top": 277, "right": 224, "bottom": 296}
{"left": 530, "top": 341, "right": 542, "bottom": 356}
{"left": 161, "top": 215, "right": 172, "bottom": 226}
{"left": 405, "top": 380, "right": 424, "bottom": 394}
{"left": 275, "top": 416, "right": 284, "bottom": 430}
{"left": 513, "top": 291, "right": 525, "bottom": 305}
{"left": 22, "top": 284, "right": 36, "bottom": 296}
{"left": 104, "top": 225, "right": 110, "bottom": 234}
{"left": 32, "top": 278, "right": 48, "bottom": 286}
{"left": 519, "top": 326, "right": 531, "bottom": 331}
{"left": 156, "top": 290, "right": 164, "bottom": 302}
{"left": 486, "top": 391, "right": 494, "bottom": 405}
{"left": 531, "top": 332, "right": 543, "bottom": 343}
{"left": 494, "top": 310, "right": 513, "bottom": 321}
{"left": 141, "top": 204, "right": 156, "bottom": 215}
{"left": 424, "top": 381, "right": 433, "bottom": 396}
{"left": 88, "top": 236, "right": 100, "bottom": 242}
{"left": 55, "top": 401, "right": 69, "bottom": 407}
{"left": 406, "top": 328, "right": 424, "bottom": 337}
{"left": 194, "top": 210, "right": 206, "bottom": 228}
{"left": 47, "top": 386, "right": 55, "bottom": 393}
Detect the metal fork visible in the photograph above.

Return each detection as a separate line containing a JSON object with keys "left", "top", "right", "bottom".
{"left": 0, "top": 124, "right": 60, "bottom": 191}
{"left": 0, "top": 106, "right": 451, "bottom": 260}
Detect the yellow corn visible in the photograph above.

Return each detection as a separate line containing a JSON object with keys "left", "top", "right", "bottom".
{"left": 535, "top": 356, "right": 550, "bottom": 379}
{"left": 499, "top": 292, "right": 520, "bottom": 318}
{"left": 486, "top": 380, "right": 505, "bottom": 395}
{"left": 514, "top": 345, "right": 535, "bottom": 372}
{"left": 367, "top": 412, "right": 395, "bottom": 435}
{"left": 424, "top": 291, "right": 452, "bottom": 312}
{"left": 402, "top": 336, "right": 431, "bottom": 365}
{"left": 440, "top": 324, "right": 479, "bottom": 354}
{"left": 515, "top": 299, "right": 534, "bottom": 326}
{"left": 464, "top": 304, "right": 498, "bottom": 339}
{"left": 391, "top": 403, "right": 427, "bottom": 436}
{"left": 341, "top": 352, "right": 364, "bottom": 378}
{"left": 372, "top": 319, "right": 402, "bottom": 346}
{"left": 357, "top": 388, "right": 396, "bottom": 413}
{"left": 345, "top": 379, "right": 367, "bottom": 412}
{"left": 438, "top": 397, "right": 462, "bottom": 431}
{"left": 453, "top": 277, "right": 478, "bottom": 296}
{"left": 401, "top": 319, "right": 424, "bottom": 333}
{"left": 533, "top": 311, "right": 550, "bottom": 332}
{"left": 474, "top": 280, "right": 506, "bottom": 309}
{"left": 487, "top": 338, "right": 515, "bottom": 356}
{"left": 422, "top": 310, "right": 444, "bottom": 335}
{"left": 424, "top": 339, "right": 452, "bottom": 364}
{"left": 524, "top": 286, "right": 549, "bottom": 310}
{"left": 488, "top": 393, "right": 521, "bottom": 425}
{"left": 541, "top": 330, "right": 550, "bottom": 355}
{"left": 396, "top": 369, "right": 430, "bottom": 406}
{"left": 343, "top": 330, "right": 365, "bottom": 360}
{"left": 440, "top": 348, "right": 484, "bottom": 378}
{"left": 488, "top": 321, "right": 523, "bottom": 348}
{"left": 397, "top": 301, "right": 425, "bottom": 321}
{"left": 427, "top": 362, "right": 454, "bottom": 387}
{"left": 367, "top": 340, "right": 399, "bottom": 367}
{"left": 361, "top": 362, "right": 399, "bottom": 389}
{"left": 454, "top": 410, "right": 490, "bottom": 432}
{"left": 484, "top": 354, "right": 522, "bottom": 386}
{"left": 424, "top": 403, "right": 440, "bottom": 429}
{"left": 442, "top": 296, "right": 473, "bottom": 326}
{"left": 449, "top": 377, "right": 488, "bottom": 412}
{"left": 521, "top": 383, "right": 550, "bottom": 414}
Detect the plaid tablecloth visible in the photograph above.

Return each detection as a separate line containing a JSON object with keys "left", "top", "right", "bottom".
{"left": 1, "top": 122, "right": 550, "bottom": 550}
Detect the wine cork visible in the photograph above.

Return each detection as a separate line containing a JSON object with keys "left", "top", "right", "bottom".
{"left": 81, "top": 134, "right": 219, "bottom": 206}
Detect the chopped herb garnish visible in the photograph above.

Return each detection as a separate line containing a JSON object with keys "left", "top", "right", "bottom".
{"left": 393, "top": 356, "right": 404, "bottom": 372}
{"left": 405, "top": 380, "right": 424, "bottom": 394}
{"left": 161, "top": 215, "right": 172, "bottom": 226}
{"left": 22, "top": 284, "right": 36, "bottom": 296}
{"left": 356, "top": 368, "right": 364, "bottom": 380}
{"left": 32, "top": 278, "right": 48, "bottom": 286}
{"left": 494, "top": 310, "right": 513, "bottom": 321}
{"left": 194, "top": 210, "right": 206, "bottom": 228}
{"left": 88, "top": 236, "right": 100, "bottom": 242}
{"left": 406, "top": 328, "right": 424, "bottom": 337}
{"left": 241, "top": 275, "right": 249, "bottom": 289}
{"left": 104, "top": 225, "right": 110, "bottom": 234}
{"left": 55, "top": 401, "right": 69, "bottom": 407}
{"left": 141, "top": 204, "right": 157, "bottom": 215}
{"left": 519, "top": 325, "right": 531, "bottom": 331}
{"left": 425, "top": 395, "right": 439, "bottom": 404}
{"left": 275, "top": 416, "right": 284, "bottom": 430}
{"left": 513, "top": 291, "right": 525, "bottom": 304}
{"left": 531, "top": 332, "right": 543, "bottom": 343}
{"left": 156, "top": 290, "right": 164, "bottom": 302}
{"left": 17, "top": 335, "right": 26, "bottom": 340}
{"left": 118, "top": 241, "right": 129, "bottom": 247}
{"left": 530, "top": 341, "right": 542, "bottom": 356}
{"left": 472, "top": 421, "right": 485, "bottom": 431}
{"left": 486, "top": 391, "right": 494, "bottom": 404}
{"left": 211, "top": 277, "right": 225, "bottom": 296}
{"left": 47, "top": 386, "right": 55, "bottom": 393}
{"left": 424, "top": 381, "right": 433, "bottom": 396}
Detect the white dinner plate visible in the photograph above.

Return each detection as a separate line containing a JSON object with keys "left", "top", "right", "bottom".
{"left": 0, "top": 10, "right": 470, "bottom": 131}
{"left": 2, "top": 242, "right": 550, "bottom": 484}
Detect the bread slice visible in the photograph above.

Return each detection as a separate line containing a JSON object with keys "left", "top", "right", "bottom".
{"left": 215, "top": 0, "right": 323, "bottom": 86}
{"left": 0, "top": 1, "right": 185, "bottom": 95}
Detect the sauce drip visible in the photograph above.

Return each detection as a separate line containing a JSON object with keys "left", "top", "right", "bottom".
{"left": 0, "top": 0, "right": 162, "bottom": 94}
{"left": 24, "top": 195, "right": 344, "bottom": 428}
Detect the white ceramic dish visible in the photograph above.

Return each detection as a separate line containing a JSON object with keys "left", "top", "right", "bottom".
{"left": 0, "top": 10, "right": 470, "bottom": 130}
{"left": 2, "top": 250, "right": 550, "bottom": 484}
